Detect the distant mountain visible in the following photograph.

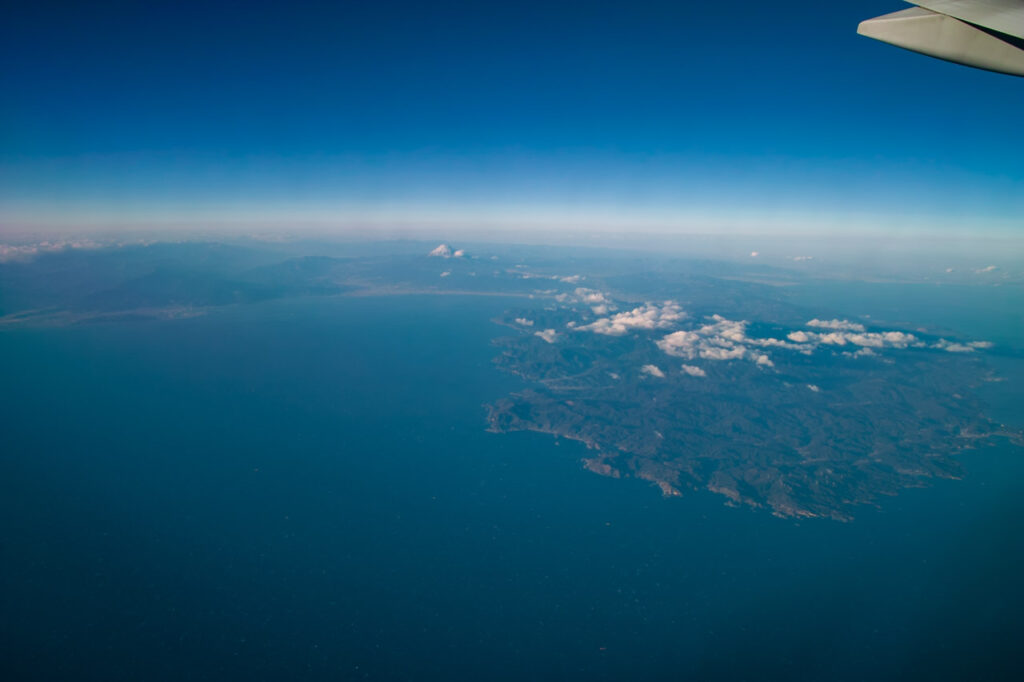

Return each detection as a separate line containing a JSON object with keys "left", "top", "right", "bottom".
{"left": 428, "top": 244, "right": 465, "bottom": 258}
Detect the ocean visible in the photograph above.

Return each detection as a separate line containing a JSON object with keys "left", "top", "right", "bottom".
{"left": 2, "top": 292, "right": 1022, "bottom": 680}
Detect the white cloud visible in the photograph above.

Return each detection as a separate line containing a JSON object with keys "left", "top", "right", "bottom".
{"left": 514, "top": 317, "right": 534, "bottom": 327}
{"left": 561, "top": 288, "right": 990, "bottom": 373}
{"left": 807, "top": 384, "right": 820, "bottom": 392}
{"left": 789, "top": 325, "right": 919, "bottom": 351}
{"left": 575, "top": 288, "right": 608, "bottom": 304}
{"left": 750, "top": 251, "right": 759, "bottom": 257}
{"left": 641, "top": 364, "right": 665, "bottom": 378}
{"left": 577, "top": 301, "right": 685, "bottom": 336}
{"left": 453, "top": 249, "right": 465, "bottom": 258}
{"left": 814, "top": 330, "right": 917, "bottom": 348}
{"left": 534, "top": 329, "right": 558, "bottom": 344}
{"left": 560, "top": 275, "right": 582, "bottom": 283}
{"left": 790, "top": 256, "right": 814, "bottom": 262}
{"left": 698, "top": 344, "right": 748, "bottom": 360}
{"left": 654, "top": 313, "right": 936, "bottom": 368}
{"left": 428, "top": 243, "right": 453, "bottom": 258}
{"left": 552, "top": 287, "right": 614, "bottom": 307}
{"left": 807, "top": 318, "right": 866, "bottom": 332}
{"left": 439, "top": 271, "right": 451, "bottom": 277}
{"left": 932, "top": 339, "right": 992, "bottom": 353}
{"left": 745, "top": 336, "right": 802, "bottom": 349}
{"left": 975, "top": 265, "right": 998, "bottom": 274}
{"left": 655, "top": 332, "right": 697, "bottom": 355}
{"left": 656, "top": 315, "right": 778, "bottom": 367}
{"left": 0, "top": 239, "right": 100, "bottom": 262}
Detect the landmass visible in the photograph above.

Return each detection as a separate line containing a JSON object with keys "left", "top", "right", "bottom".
{"left": 486, "top": 287, "right": 1021, "bottom": 521}
{"left": 2, "top": 238, "right": 1019, "bottom": 521}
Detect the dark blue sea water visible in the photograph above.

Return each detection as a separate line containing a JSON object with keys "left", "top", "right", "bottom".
{"left": 2, "top": 294, "right": 1022, "bottom": 681}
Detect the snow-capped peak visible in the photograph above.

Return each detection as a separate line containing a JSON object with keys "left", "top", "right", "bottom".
{"left": 428, "top": 244, "right": 466, "bottom": 258}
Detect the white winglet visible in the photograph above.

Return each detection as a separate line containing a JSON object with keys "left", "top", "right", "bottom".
{"left": 859, "top": 1, "right": 1024, "bottom": 77}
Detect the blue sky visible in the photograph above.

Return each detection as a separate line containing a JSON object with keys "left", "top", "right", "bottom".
{"left": 2, "top": 1, "right": 1022, "bottom": 237}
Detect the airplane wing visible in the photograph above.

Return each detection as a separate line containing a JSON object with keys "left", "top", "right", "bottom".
{"left": 858, "top": 0, "right": 1024, "bottom": 76}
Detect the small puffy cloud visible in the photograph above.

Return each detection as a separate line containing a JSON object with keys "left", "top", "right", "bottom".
{"left": 807, "top": 318, "right": 865, "bottom": 332}
{"left": 641, "top": 364, "right": 665, "bottom": 378}
{"left": 560, "top": 275, "right": 582, "bottom": 283}
{"left": 790, "top": 256, "right": 814, "bottom": 262}
{"left": 932, "top": 339, "right": 992, "bottom": 353}
{"left": 0, "top": 239, "right": 100, "bottom": 262}
{"left": 656, "top": 316, "right": 778, "bottom": 367}
{"left": 697, "top": 344, "right": 748, "bottom": 360}
{"left": 750, "top": 251, "right": 759, "bottom": 257}
{"left": 807, "top": 384, "right": 821, "bottom": 392}
{"left": 746, "top": 336, "right": 802, "bottom": 349}
{"left": 791, "top": 326, "right": 924, "bottom": 354}
{"left": 0, "top": 244, "right": 39, "bottom": 262}
{"left": 439, "top": 271, "right": 451, "bottom": 278}
{"left": 654, "top": 313, "right": 931, "bottom": 367}
{"left": 428, "top": 244, "right": 453, "bottom": 258}
{"left": 815, "top": 331, "right": 917, "bottom": 348}
{"left": 534, "top": 329, "right": 558, "bottom": 343}
{"left": 553, "top": 287, "right": 614, "bottom": 306}
{"left": 591, "top": 304, "right": 609, "bottom": 315}
{"left": 933, "top": 340, "right": 972, "bottom": 353}
{"left": 975, "top": 265, "right": 998, "bottom": 274}
{"left": 514, "top": 317, "right": 534, "bottom": 327}
{"left": 578, "top": 301, "right": 685, "bottom": 336}
{"left": 453, "top": 249, "right": 466, "bottom": 258}
{"left": 681, "top": 364, "right": 706, "bottom": 377}
{"left": 656, "top": 322, "right": 728, "bottom": 360}
{"left": 575, "top": 288, "right": 608, "bottom": 304}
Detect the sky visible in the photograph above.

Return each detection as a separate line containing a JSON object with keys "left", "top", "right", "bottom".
{"left": 1, "top": 0, "right": 1022, "bottom": 239}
